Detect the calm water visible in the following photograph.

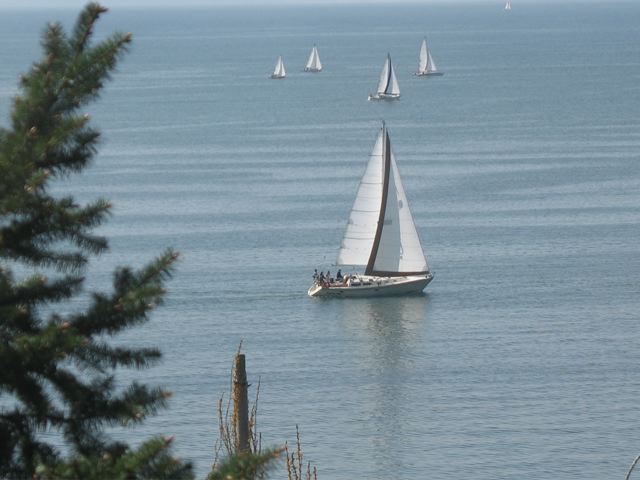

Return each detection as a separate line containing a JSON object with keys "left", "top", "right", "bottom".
{"left": 1, "top": 3, "right": 640, "bottom": 478}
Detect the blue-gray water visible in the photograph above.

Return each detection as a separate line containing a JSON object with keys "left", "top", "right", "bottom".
{"left": 1, "top": 3, "right": 640, "bottom": 478}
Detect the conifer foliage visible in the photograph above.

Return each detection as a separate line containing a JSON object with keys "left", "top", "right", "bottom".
{"left": 0, "top": 4, "right": 192, "bottom": 478}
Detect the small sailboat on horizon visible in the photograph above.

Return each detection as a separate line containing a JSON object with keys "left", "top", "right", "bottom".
{"left": 505, "top": 0, "right": 512, "bottom": 10}
{"left": 271, "top": 55, "right": 286, "bottom": 79}
{"left": 415, "top": 37, "right": 443, "bottom": 77}
{"left": 304, "top": 45, "right": 322, "bottom": 72}
{"left": 308, "top": 123, "right": 433, "bottom": 298}
{"left": 368, "top": 54, "right": 400, "bottom": 101}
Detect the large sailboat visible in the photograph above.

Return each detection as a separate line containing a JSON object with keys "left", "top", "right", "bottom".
{"left": 304, "top": 45, "right": 322, "bottom": 72}
{"left": 415, "top": 38, "right": 443, "bottom": 77}
{"left": 271, "top": 55, "right": 286, "bottom": 79}
{"left": 505, "top": 0, "right": 512, "bottom": 10}
{"left": 308, "top": 123, "right": 433, "bottom": 298}
{"left": 368, "top": 54, "right": 400, "bottom": 101}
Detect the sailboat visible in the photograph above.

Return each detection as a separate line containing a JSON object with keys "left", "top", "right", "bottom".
{"left": 368, "top": 54, "right": 400, "bottom": 101}
{"left": 415, "top": 38, "right": 443, "bottom": 77}
{"left": 505, "top": 0, "right": 512, "bottom": 10}
{"left": 271, "top": 55, "right": 286, "bottom": 79}
{"left": 304, "top": 45, "right": 322, "bottom": 72}
{"left": 308, "top": 123, "right": 433, "bottom": 298}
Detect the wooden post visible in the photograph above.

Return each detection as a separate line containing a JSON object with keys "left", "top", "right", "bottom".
{"left": 233, "top": 353, "right": 249, "bottom": 453}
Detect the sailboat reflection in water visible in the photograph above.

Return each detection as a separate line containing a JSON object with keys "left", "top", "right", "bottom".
{"left": 308, "top": 123, "right": 433, "bottom": 298}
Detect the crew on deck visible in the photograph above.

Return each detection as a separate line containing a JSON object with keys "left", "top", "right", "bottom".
{"left": 313, "top": 268, "right": 349, "bottom": 287}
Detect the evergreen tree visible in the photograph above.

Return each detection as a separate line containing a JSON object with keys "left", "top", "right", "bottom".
{"left": 0, "top": 4, "right": 193, "bottom": 478}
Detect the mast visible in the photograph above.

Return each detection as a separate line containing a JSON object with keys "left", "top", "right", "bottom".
{"left": 336, "top": 124, "right": 427, "bottom": 275}
{"left": 365, "top": 124, "right": 391, "bottom": 275}
{"left": 366, "top": 125, "right": 429, "bottom": 277}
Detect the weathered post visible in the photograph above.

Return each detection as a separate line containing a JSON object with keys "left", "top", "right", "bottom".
{"left": 233, "top": 353, "right": 249, "bottom": 453}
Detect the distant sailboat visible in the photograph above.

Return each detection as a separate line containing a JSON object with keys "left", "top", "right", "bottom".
{"left": 271, "top": 55, "right": 286, "bottom": 79}
{"left": 415, "top": 38, "right": 443, "bottom": 77}
{"left": 505, "top": 0, "right": 512, "bottom": 10}
{"left": 368, "top": 54, "right": 400, "bottom": 101}
{"left": 304, "top": 45, "right": 322, "bottom": 72}
{"left": 308, "top": 123, "right": 433, "bottom": 298}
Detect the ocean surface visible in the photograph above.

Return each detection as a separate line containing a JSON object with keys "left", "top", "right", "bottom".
{"left": 1, "top": 2, "right": 640, "bottom": 478}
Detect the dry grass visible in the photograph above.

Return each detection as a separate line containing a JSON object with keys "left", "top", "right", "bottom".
{"left": 285, "top": 425, "right": 317, "bottom": 480}
{"left": 212, "top": 344, "right": 317, "bottom": 478}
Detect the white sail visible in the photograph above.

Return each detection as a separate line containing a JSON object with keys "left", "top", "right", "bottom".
{"left": 417, "top": 38, "right": 439, "bottom": 74}
{"left": 376, "top": 55, "right": 391, "bottom": 94}
{"left": 371, "top": 147, "right": 428, "bottom": 274}
{"left": 336, "top": 125, "right": 427, "bottom": 275}
{"left": 272, "top": 55, "right": 286, "bottom": 78}
{"left": 336, "top": 131, "right": 384, "bottom": 267}
{"left": 305, "top": 45, "right": 322, "bottom": 71}
{"left": 427, "top": 50, "right": 437, "bottom": 73}
{"left": 385, "top": 61, "right": 400, "bottom": 95}
{"left": 418, "top": 39, "right": 428, "bottom": 73}
{"left": 505, "top": 0, "right": 512, "bottom": 10}
{"left": 375, "top": 54, "right": 400, "bottom": 96}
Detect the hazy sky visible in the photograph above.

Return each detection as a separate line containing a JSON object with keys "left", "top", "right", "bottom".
{"left": 1, "top": 0, "right": 461, "bottom": 8}
{"left": 0, "top": 0, "right": 603, "bottom": 9}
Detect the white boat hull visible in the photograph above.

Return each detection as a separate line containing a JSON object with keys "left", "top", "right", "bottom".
{"left": 368, "top": 93, "right": 400, "bottom": 101}
{"left": 308, "top": 274, "right": 433, "bottom": 298}
{"left": 415, "top": 71, "right": 444, "bottom": 77}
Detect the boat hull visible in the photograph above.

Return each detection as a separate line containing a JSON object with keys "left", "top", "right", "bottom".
{"left": 415, "top": 71, "right": 444, "bottom": 76}
{"left": 368, "top": 93, "right": 401, "bottom": 101}
{"left": 304, "top": 68, "right": 322, "bottom": 72}
{"left": 308, "top": 274, "right": 433, "bottom": 298}
{"left": 270, "top": 75, "right": 285, "bottom": 79}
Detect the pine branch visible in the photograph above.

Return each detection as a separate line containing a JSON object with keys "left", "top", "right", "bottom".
{"left": 1, "top": 195, "right": 111, "bottom": 271}
{"left": 0, "top": 5, "right": 190, "bottom": 478}
{"left": 33, "top": 437, "right": 193, "bottom": 480}
{"left": 70, "top": 249, "right": 178, "bottom": 336}
{"left": 0, "top": 274, "right": 82, "bottom": 309}
{"left": 74, "top": 342, "right": 162, "bottom": 372}
{"left": 208, "top": 449, "right": 282, "bottom": 480}
{"left": 71, "top": 2, "right": 108, "bottom": 56}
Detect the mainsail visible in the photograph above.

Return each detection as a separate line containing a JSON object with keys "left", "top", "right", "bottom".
{"left": 505, "top": 0, "right": 512, "bottom": 10}
{"left": 305, "top": 45, "right": 322, "bottom": 71}
{"left": 418, "top": 38, "right": 438, "bottom": 74}
{"left": 376, "top": 54, "right": 400, "bottom": 96}
{"left": 336, "top": 125, "right": 428, "bottom": 276}
{"left": 272, "top": 55, "right": 286, "bottom": 78}
{"left": 418, "top": 39, "right": 429, "bottom": 73}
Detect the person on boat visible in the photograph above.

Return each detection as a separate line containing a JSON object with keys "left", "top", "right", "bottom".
{"left": 336, "top": 269, "right": 343, "bottom": 281}
{"left": 312, "top": 269, "right": 318, "bottom": 281}
{"left": 319, "top": 271, "right": 325, "bottom": 283}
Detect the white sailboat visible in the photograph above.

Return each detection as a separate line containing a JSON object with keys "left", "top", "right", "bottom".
{"left": 308, "top": 123, "right": 433, "bottom": 298}
{"left": 304, "top": 45, "right": 322, "bottom": 72}
{"left": 505, "top": 0, "right": 512, "bottom": 10}
{"left": 368, "top": 54, "right": 400, "bottom": 101}
{"left": 415, "top": 37, "right": 443, "bottom": 77}
{"left": 271, "top": 55, "right": 286, "bottom": 79}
